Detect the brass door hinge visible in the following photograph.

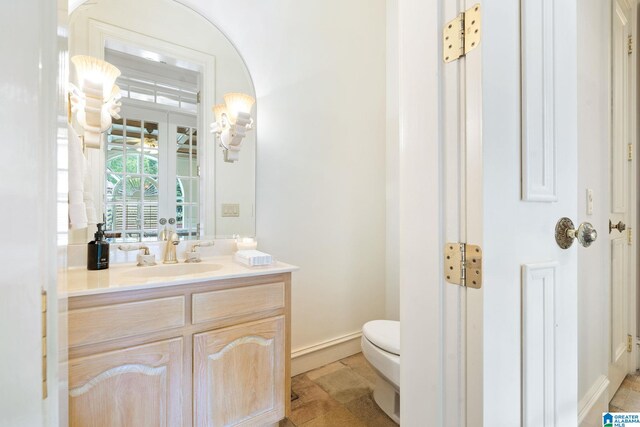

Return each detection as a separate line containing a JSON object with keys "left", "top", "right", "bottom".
{"left": 629, "top": 228, "right": 633, "bottom": 245}
{"left": 629, "top": 35, "right": 633, "bottom": 55}
{"left": 41, "top": 289, "right": 47, "bottom": 399}
{"left": 443, "top": 4, "right": 481, "bottom": 63}
{"left": 628, "top": 334, "right": 633, "bottom": 352}
{"left": 445, "top": 243, "right": 482, "bottom": 289}
{"left": 629, "top": 144, "right": 633, "bottom": 161}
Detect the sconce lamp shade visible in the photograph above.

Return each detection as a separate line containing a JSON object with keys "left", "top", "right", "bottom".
{"left": 71, "top": 55, "right": 121, "bottom": 99}
{"left": 213, "top": 104, "right": 229, "bottom": 124}
{"left": 69, "top": 55, "right": 122, "bottom": 148}
{"left": 211, "top": 92, "right": 255, "bottom": 163}
{"left": 223, "top": 92, "right": 255, "bottom": 123}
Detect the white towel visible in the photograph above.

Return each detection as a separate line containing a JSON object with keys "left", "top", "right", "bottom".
{"left": 84, "top": 188, "right": 98, "bottom": 226}
{"left": 68, "top": 125, "right": 88, "bottom": 229}
{"left": 234, "top": 250, "right": 273, "bottom": 267}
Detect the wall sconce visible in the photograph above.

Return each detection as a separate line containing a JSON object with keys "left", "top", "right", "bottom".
{"left": 210, "top": 93, "right": 255, "bottom": 162}
{"left": 68, "top": 55, "right": 122, "bottom": 149}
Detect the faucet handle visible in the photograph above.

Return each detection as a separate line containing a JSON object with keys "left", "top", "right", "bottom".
{"left": 185, "top": 240, "right": 214, "bottom": 263}
{"left": 185, "top": 251, "right": 201, "bottom": 263}
{"left": 190, "top": 240, "right": 215, "bottom": 252}
{"left": 118, "top": 244, "right": 155, "bottom": 266}
{"left": 117, "top": 244, "right": 150, "bottom": 255}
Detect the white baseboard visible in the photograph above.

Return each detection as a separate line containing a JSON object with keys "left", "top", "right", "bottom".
{"left": 579, "top": 375, "right": 610, "bottom": 427}
{"left": 291, "top": 331, "right": 363, "bottom": 376}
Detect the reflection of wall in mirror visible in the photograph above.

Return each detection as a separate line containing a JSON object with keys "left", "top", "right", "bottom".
{"left": 68, "top": 0, "right": 256, "bottom": 242}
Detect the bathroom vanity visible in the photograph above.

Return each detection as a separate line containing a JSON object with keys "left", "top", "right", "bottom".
{"left": 62, "top": 258, "right": 296, "bottom": 426}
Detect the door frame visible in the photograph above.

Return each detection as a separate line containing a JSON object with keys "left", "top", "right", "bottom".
{"left": 628, "top": 0, "right": 638, "bottom": 375}
{"left": 0, "top": 0, "right": 61, "bottom": 425}
{"left": 398, "top": 0, "right": 483, "bottom": 424}
{"left": 607, "top": 0, "right": 639, "bottom": 390}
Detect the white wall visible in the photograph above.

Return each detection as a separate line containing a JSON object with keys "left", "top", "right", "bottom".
{"left": 180, "top": 0, "right": 389, "bottom": 355}
{"left": 577, "top": 0, "right": 612, "bottom": 421}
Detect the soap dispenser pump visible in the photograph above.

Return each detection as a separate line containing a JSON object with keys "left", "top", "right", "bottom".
{"left": 87, "top": 223, "right": 110, "bottom": 270}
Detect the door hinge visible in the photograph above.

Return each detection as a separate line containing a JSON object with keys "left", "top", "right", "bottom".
{"left": 41, "top": 289, "right": 47, "bottom": 399}
{"left": 445, "top": 243, "right": 482, "bottom": 289}
{"left": 196, "top": 91, "right": 201, "bottom": 104}
{"left": 628, "top": 334, "right": 633, "bottom": 352}
{"left": 197, "top": 165, "right": 201, "bottom": 177}
{"left": 629, "top": 228, "right": 633, "bottom": 245}
{"left": 443, "top": 4, "right": 481, "bottom": 63}
{"left": 629, "top": 144, "right": 634, "bottom": 161}
{"left": 629, "top": 35, "right": 633, "bottom": 55}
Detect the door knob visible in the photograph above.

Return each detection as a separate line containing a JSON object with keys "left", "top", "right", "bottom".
{"left": 609, "top": 220, "right": 626, "bottom": 234}
{"left": 555, "top": 217, "right": 598, "bottom": 249}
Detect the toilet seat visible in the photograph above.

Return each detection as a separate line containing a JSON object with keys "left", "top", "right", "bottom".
{"left": 361, "top": 320, "right": 400, "bottom": 388}
{"left": 362, "top": 320, "right": 400, "bottom": 356}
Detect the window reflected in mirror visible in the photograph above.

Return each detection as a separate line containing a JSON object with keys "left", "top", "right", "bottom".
{"left": 106, "top": 118, "right": 161, "bottom": 242}
{"left": 175, "top": 125, "right": 199, "bottom": 238}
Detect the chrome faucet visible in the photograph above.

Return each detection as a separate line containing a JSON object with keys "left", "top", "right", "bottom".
{"left": 161, "top": 227, "right": 180, "bottom": 264}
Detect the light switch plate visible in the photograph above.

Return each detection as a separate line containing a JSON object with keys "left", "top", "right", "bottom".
{"left": 586, "top": 189, "right": 593, "bottom": 215}
{"left": 221, "top": 203, "right": 240, "bottom": 217}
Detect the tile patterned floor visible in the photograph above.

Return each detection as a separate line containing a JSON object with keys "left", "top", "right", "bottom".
{"left": 610, "top": 374, "right": 640, "bottom": 412}
{"left": 280, "top": 353, "right": 399, "bottom": 427}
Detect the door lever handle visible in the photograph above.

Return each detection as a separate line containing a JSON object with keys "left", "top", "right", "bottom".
{"left": 609, "top": 220, "right": 626, "bottom": 234}
{"left": 555, "top": 217, "right": 598, "bottom": 249}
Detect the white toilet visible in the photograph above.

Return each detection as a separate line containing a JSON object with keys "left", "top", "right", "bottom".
{"left": 361, "top": 320, "right": 400, "bottom": 423}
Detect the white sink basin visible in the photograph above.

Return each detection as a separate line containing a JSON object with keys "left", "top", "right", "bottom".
{"left": 121, "top": 263, "right": 223, "bottom": 279}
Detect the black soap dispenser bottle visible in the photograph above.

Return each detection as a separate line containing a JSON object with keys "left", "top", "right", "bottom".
{"left": 87, "top": 223, "right": 110, "bottom": 270}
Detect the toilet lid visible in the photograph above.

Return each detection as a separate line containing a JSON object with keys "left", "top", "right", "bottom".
{"left": 362, "top": 320, "right": 400, "bottom": 356}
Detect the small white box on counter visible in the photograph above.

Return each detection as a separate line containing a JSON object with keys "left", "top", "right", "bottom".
{"left": 234, "top": 250, "right": 273, "bottom": 267}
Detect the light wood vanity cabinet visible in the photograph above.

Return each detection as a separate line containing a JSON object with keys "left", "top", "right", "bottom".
{"left": 69, "top": 338, "right": 184, "bottom": 426}
{"left": 193, "top": 317, "right": 285, "bottom": 426}
{"left": 67, "top": 273, "right": 291, "bottom": 427}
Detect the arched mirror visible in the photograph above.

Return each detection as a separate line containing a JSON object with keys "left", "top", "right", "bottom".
{"left": 68, "top": 0, "right": 256, "bottom": 244}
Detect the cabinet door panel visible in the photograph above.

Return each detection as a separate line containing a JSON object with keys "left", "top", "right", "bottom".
{"left": 193, "top": 317, "right": 285, "bottom": 427}
{"left": 69, "top": 338, "right": 183, "bottom": 427}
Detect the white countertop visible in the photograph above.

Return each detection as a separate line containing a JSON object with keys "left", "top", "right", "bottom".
{"left": 60, "top": 256, "right": 298, "bottom": 297}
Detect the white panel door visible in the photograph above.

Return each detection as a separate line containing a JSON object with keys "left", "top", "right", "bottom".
{"left": 608, "top": 0, "right": 632, "bottom": 399}
{"left": 484, "top": 0, "right": 578, "bottom": 425}
{"left": 0, "top": 0, "right": 58, "bottom": 425}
